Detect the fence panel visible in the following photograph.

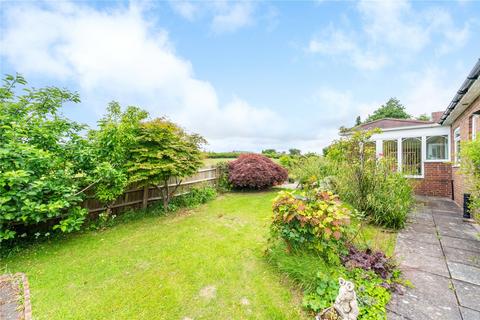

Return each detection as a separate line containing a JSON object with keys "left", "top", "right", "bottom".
{"left": 84, "top": 167, "right": 219, "bottom": 214}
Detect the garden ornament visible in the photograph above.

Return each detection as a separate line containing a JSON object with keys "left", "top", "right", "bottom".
{"left": 334, "top": 278, "right": 359, "bottom": 320}
{"left": 316, "top": 278, "right": 359, "bottom": 320}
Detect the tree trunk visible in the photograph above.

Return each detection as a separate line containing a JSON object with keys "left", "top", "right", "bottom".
{"left": 142, "top": 186, "right": 149, "bottom": 209}
{"left": 163, "top": 180, "right": 169, "bottom": 211}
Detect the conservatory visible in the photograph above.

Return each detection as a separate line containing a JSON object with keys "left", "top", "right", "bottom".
{"left": 349, "top": 117, "right": 453, "bottom": 198}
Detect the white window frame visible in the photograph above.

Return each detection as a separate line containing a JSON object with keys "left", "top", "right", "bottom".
{"left": 454, "top": 127, "right": 461, "bottom": 165}
{"left": 372, "top": 125, "right": 450, "bottom": 179}
{"left": 425, "top": 135, "right": 449, "bottom": 162}
{"left": 473, "top": 115, "right": 478, "bottom": 141}
{"left": 401, "top": 137, "right": 423, "bottom": 178}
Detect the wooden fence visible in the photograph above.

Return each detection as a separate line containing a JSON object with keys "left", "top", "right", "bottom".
{"left": 83, "top": 167, "right": 219, "bottom": 214}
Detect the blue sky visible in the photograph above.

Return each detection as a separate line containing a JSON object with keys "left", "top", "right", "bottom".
{"left": 1, "top": 0, "right": 479, "bottom": 152}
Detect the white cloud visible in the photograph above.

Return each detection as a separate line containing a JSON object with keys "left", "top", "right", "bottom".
{"left": 358, "top": 0, "right": 429, "bottom": 52}
{"left": 0, "top": 1, "right": 283, "bottom": 151}
{"left": 211, "top": 2, "right": 255, "bottom": 34}
{"left": 402, "top": 67, "right": 460, "bottom": 116}
{"left": 168, "top": 1, "right": 256, "bottom": 34}
{"left": 169, "top": 0, "right": 199, "bottom": 21}
{"left": 308, "top": 29, "right": 387, "bottom": 70}
{"left": 308, "top": 0, "right": 472, "bottom": 70}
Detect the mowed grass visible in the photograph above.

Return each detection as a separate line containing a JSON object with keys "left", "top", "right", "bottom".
{"left": 2, "top": 191, "right": 397, "bottom": 320}
{"left": 2, "top": 192, "right": 308, "bottom": 320}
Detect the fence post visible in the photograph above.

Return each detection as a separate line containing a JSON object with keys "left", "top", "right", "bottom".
{"left": 142, "top": 186, "right": 149, "bottom": 209}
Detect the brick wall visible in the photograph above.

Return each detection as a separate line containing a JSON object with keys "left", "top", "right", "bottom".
{"left": 451, "top": 95, "right": 480, "bottom": 207}
{"left": 413, "top": 162, "right": 452, "bottom": 197}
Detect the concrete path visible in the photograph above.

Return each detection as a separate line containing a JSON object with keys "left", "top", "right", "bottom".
{"left": 388, "top": 197, "right": 480, "bottom": 320}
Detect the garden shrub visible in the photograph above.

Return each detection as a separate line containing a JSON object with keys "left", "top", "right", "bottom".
{"left": 461, "top": 137, "right": 480, "bottom": 221}
{"left": 0, "top": 74, "right": 88, "bottom": 241}
{"left": 168, "top": 186, "right": 217, "bottom": 210}
{"left": 215, "top": 161, "right": 232, "bottom": 192}
{"left": 341, "top": 245, "right": 397, "bottom": 280}
{"left": 328, "top": 130, "right": 414, "bottom": 229}
{"left": 279, "top": 154, "right": 299, "bottom": 169}
{"left": 289, "top": 156, "right": 336, "bottom": 187}
{"left": 271, "top": 189, "right": 352, "bottom": 263}
{"left": 267, "top": 243, "right": 395, "bottom": 320}
{"left": 268, "top": 186, "right": 404, "bottom": 319}
{"left": 228, "top": 154, "right": 288, "bottom": 190}
{"left": 364, "top": 166, "right": 413, "bottom": 229}
{"left": 0, "top": 74, "right": 210, "bottom": 242}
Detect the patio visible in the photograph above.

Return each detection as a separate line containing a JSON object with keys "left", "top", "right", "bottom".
{"left": 388, "top": 197, "right": 480, "bottom": 320}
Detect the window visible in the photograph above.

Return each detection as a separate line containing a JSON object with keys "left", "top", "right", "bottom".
{"left": 383, "top": 140, "right": 398, "bottom": 171}
{"left": 402, "top": 137, "right": 422, "bottom": 176}
{"left": 454, "top": 127, "right": 461, "bottom": 164}
{"left": 473, "top": 115, "right": 478, "bottom": 141}
{"left": 426, "top": 135, "right": 448, "bottom": 160}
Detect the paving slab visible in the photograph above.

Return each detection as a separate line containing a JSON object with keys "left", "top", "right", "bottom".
{"left": 460, "top": 307, "right": 480, "bottom": 320}
{"left": 403, "top": 223, "right": 437, "bottom": 235}
{"left": 408, "top": 212, "right": 434, "bottom": 224}
{"left": 386, "top": 311, "right": 408, "bottom": 319}
{"left": 395, "top": 238, "right": 443, "bottom": 259}
{"left": 429, "top": 200, "right": 461, "bottom": 212}
{"left": 437, "top": 223, "right": 478, "bottom": 240}
{"left": 448, "top": 261, "right": 480, "bottom": 286}
{"left": 398, "top": 251, "right": 450, "bottom": 277}
{"left": 441, "top": 236, "right": 480, "bottom": 253}
{"left": 388, "top": 270, "right": 461, "bottom": 320}
{"left": 0, "top": 274, "right": 23, "bottom": 320}
{"left": 389, "top": 197, "right": 480, "bottom": 320}
{"left": 443, "top": 246, "right": 480, "bottom": 268}
{"left": 452, "top": 279, "right": 480, "bottom": 311}
{"left": 397, "top": 232, "right": 440, "bottom": 245}
{"left": 433, "top": 216, "right": 467, "bottom": 228}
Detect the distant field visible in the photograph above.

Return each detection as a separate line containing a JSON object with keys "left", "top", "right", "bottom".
{"left": 202, "top": 158, "right": 237, "bottom": 167}
{"left": 203, "top": 157, "right": 281, "bottom": 167}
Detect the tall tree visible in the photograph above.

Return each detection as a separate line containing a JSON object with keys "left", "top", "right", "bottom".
{"left": 355, "top": 116, "right": 362, "bottom": 126}
{"left": 365, "top": 98, "right": 411, "bottom": 123}
{"left": 87, "top": 102, "right": 148, "bottom": 210}
{"left": 289, "top": 148, "right": 301, "bottom": 156}
{"left": 128, "top": 118, "right": 206, "bottom": 211}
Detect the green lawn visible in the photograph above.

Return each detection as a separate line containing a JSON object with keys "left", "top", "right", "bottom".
{"left": 3, "top": 192, "right": 307, "bottom": 320}
{"left": 2, "top": 191, "right": 396, "bottom": 320}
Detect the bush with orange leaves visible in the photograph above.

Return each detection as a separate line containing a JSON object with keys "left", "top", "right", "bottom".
{"left": 270, "top": 189, "right": 353, "bottom": 264}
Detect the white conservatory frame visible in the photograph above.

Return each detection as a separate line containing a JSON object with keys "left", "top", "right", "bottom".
{"left": 370, "top": 124, "right": 451, "bottom": 178}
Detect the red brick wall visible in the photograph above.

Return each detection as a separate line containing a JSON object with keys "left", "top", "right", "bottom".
{"left": 451, "top": 95, "right": 480, "bottom": 207}
{"left": 412, "top": 162, "right": 452, "bottom": 197}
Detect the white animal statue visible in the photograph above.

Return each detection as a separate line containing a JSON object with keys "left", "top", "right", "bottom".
{"left": 333, "top": 278, "right": 359, "bottom": 320}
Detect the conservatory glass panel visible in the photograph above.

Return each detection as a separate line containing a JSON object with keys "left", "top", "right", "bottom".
{"left": 402, "top": 137, "right": 422, "bottom": 176}
{"left": 426, "top": 136, "right": 448, "bottom": 160}
{"left": 382, "top": 140, "right": 398, "bottom": 171}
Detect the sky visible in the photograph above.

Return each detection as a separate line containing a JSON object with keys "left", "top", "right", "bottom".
{"left": 1, "top": 0, "right": 479, "bottom": 153}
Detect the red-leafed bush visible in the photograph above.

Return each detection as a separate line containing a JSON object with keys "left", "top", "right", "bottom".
{"left": 228, "top": 154, "right": 288, "bottom": 190}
